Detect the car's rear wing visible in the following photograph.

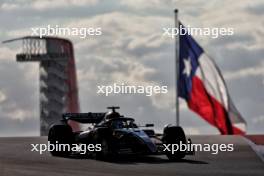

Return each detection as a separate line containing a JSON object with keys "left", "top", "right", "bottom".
{"left": 62, "top": 113, "right": 105, "bottom": 123}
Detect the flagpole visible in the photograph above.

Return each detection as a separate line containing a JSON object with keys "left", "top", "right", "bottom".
{"left": 174, "top": 9, "right": 180, "bottom": 126}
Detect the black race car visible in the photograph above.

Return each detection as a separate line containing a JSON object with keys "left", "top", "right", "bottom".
{"left": 48, "top": 106, "right": 193, "bottom": 160}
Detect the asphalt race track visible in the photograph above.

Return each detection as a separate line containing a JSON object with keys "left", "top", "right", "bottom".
{"left": 0, "top": 136, "right": 263, "bottom": 176}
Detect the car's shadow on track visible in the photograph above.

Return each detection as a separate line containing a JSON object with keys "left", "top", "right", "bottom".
{"left": 105, "top": 155, "right": 208, "bottom": 165}
{"left": 57, "top": 154, "right": 208, "bottom": 165}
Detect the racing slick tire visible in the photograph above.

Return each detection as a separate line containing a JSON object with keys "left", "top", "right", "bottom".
{"left": 48, "top": 124, "right": 74, "bottom": 157}
{"left": 162, "top": 125, "right": 187, "bottom": 161}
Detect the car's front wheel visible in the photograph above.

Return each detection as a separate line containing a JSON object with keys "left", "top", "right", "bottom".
{"left": 162, "top": 125, "right": 187, "bottom": 161}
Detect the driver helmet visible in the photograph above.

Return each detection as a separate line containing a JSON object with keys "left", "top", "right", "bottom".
{"left": 104, "top": 111, "right": 120, "bottom": 120}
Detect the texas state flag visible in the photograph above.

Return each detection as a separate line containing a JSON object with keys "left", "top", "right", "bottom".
{"left": 178, "top": 26, "right": 246, "bottom": 135}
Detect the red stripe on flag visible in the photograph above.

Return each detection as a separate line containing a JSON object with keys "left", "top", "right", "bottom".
{"left": 232, "top": 126, "right": 245, "bottom": 135}
{"left": 188, "top": 76, "right": 244, "bottom": 135}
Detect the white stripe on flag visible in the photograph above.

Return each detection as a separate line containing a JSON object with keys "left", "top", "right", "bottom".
{"left": 195, "top": 53, "right": 229, "bottom": 110}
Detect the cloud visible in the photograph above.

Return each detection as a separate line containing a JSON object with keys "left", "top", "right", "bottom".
{"left": 6, "top": 28, "right": 31, "bottom": 38}
{"left": 32, "top": 0, "right": 99, "bottom": 10}
{"left": 225, "top": 63, "right": 264, "bottom": 80}
{"left": 246, "top": 2, "right": 264, "bottom": 15}
{"left": 0, "top": 0, "right": 99, "bottom": 11}
{"left": 150, "top": 89, "right": 174, "bottom": 110}
{"left": 0, "top": 90, "right": 7, "bottom": 103}
{"left": 5, "top": 109, "right": 33, "bottom": 121}
{"left": 0, "top": 2, "right": 19, "bottom": 11}
{"left": 252, "top": 116, "right": 264, "bottom": 124}
{"left": 76, "top": 54, "right": 172, "bottom": 111}
{"left": 120, "top": 0, "right": 169, "bottom": 10}
{"left": 0, "top": 47, "right": 17, "bottom": 62}
{"left": 62, "top": 12, "right": 175, "bottom": 111}
{"left": 66, "top": 11, "right": 171, "bottom": 51}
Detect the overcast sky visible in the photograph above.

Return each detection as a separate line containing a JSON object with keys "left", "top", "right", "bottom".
{"left": 0, "top": 0, "right": 263, "bottom": 136}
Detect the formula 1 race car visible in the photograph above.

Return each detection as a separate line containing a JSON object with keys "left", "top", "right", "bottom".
{"left": 48, "top": 106, "right": 193, "bottom": 160}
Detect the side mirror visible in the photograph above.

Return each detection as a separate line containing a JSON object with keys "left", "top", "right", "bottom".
{"left": 145, "top": 124, "right": 154, "bottom": 127}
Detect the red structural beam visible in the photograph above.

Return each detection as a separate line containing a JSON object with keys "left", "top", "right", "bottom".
{"left": 59, "top": 39, "right": 80, "bottom": 132}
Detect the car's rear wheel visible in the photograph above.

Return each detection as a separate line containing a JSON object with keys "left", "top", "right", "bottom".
{"left": 48, "top": 124, "right": 74, "bottom": 156}
{"left": 162, "top": 126, "right": 187, "bottom": 161}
